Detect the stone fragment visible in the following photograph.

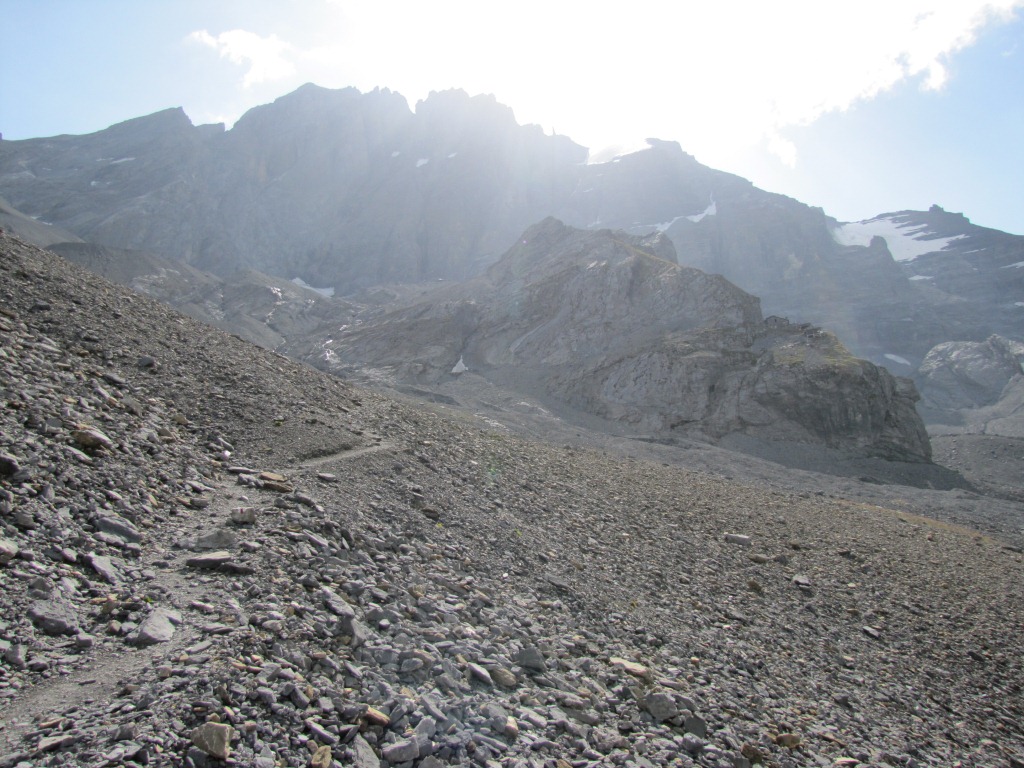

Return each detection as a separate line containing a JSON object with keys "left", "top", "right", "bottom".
{"left": 351, "top": 735, "right": 381, "bottom": 768}
{"left": 0, "top": 538, "right": 18, "bottom": 565}
{"left": 72, "top": 426, "right": 114, "bottom": 451}
{"left": 610, "top": 656, "right": 652, "bottom": 681}
{"left": 381, "top": 738, "right": 419, "bottom": 764}
{"left": 37, "top": 734, "right": 80, "bottom": 752}
{"left": 195, "top": 529, "right": 237, "bottom": 550}
{"left": 87, "top": 553, "right": 120, "bottom": 583}
{"left": 490, "top": 666, "right": 517, "bottom": 687}
{"left": 684, "top": 714, "right": 707, "bottom": 738}
{"left": 133, "top": 607, "right": 181, "bottom": 646}
{"left": 4, "top": 643, "right": 27, "bottom": 669}
{"left": 28, "top": 598, "right": 79, "bottom": 635}
{"left": 95, "top": 515, "right": 142, "bottom": 543}
{"left": 310, "top": 744, "right": 333, "bottom": 768}
{"left": 724, "top": 533, "right": 752, "bottom": 546}
{"left": 862, "top": 625, "right": 881, "bottom": 640}
{"left": 364, "top": 707, "right": 390, "bottom": 727}
{"left": 516, "top": 645, "right": 547, "bottom": 672}
{"left": 467, "top": 662, "right": 493, "bottom": 685}
{"left": 186, "top": 551, "right": 234, "bottom": 569}
{"left": 644, "top": 691, "right": 678, "bottom": 721}
{"left": 192, "top": 722, "right": 234, "bottom": 760}
{"left": 322, "top": 587, "right": 356, "bottom": 624}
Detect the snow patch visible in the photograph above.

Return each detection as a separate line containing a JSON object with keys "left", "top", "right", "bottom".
{"left": 884, "top": 353, "right": 911, "bottom": 366}
{"left": 1001, "top": 261, "right": 1024, "bottom": 269}
{"left": 587, "top": 139, "right": 651, "bottom": 164}
{"left": 644, "top": 199, "right": 717, "bottom": 232}
{"left": 447, "top": 153, "right": 457, "bottom": 159}
{"left": 909, "top": 275, "right": 933, "bottom": 281}
{"left": 685, "top": 200, "right": 717, "bottom": 224}
{"left": 391, "top": 151, "right": 401, "bottom": 157}
{"left": 416, "top": 158, "right": 429, "bottom": 168}
{"left": 832, "top": 216, "right": 967, "bottom": 262}
{"left": 110, "top": 157, "right": 135, "bottom": 164}
{"left": 451, "top": 356, "right": 468, "bottom": 374}
{"left": 291, "top": 278, "right": 335, "bottom": 298}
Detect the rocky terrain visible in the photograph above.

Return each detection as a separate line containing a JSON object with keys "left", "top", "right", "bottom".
{"left": 46, "top": 241, "right": 361, "bottom": 353}
{"left": 317, "top": 219, "right": 930, "bottom": 462}
{"left": 2, "top": 233, "right": 1024, "bottom": 768}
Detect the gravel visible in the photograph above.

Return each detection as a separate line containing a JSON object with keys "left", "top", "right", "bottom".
{"left": 0, "top": 232, "right": 1022, "bottom": 767}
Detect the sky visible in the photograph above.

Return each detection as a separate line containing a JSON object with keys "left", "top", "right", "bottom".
{"left": 3, "top": 0, "right": 1023, "bottom": 234}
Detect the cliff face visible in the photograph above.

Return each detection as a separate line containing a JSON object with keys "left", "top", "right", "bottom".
{"left": 322, "top": 219, "right": 931, "bottom": 461}
{"left": 2, "top": 87, "right": 1019, "bottom": 383}
{"left": 0, "top": 85, "right": 586, "bottom": 289}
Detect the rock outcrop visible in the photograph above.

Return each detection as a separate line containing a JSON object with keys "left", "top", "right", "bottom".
{"left": 324, "top": 219, "right": 931, "bottom": 460}
{"left": 918, "top": 335, "right": 1024, "bottom": 411}
{"left": 917, "top": 335, "right": 1024, "bottom": 436}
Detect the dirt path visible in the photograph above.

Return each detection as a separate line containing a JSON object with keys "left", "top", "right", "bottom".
{"left": 295, "top": 440, "right": 397, "bottom": 468}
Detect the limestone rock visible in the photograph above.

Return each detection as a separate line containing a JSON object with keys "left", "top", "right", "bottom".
{"left": 28, "top": 599, "right": 79, "bottom": 636}
{"left": 192, "top": 722, "right": 234, "bottom": 760}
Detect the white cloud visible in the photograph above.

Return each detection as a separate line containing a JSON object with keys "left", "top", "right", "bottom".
{"left": 189, "top": 29, "right": 296, "bottom": 88}
{"left": 183, "top": 0, "right": 1024, "bottom": 165}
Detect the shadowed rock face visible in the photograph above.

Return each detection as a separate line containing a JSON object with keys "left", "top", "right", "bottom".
{"left": 1, "top": 87, "right": 1019, "bottom": 382}
{"left": 916, "top": 335, "right": 1024, "bottom": 437}
{"left": 324, "top": 219, "right": 931, "bottom": 461}
{"left": 0, "top": 85, "right": 586, "bottom": 289}
{"left": 918, "top": 335, "right": 1024, "bottom": 411}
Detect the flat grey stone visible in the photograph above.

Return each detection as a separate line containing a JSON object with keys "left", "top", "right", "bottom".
{"left": 87, "top": 553, "right": 121, "bottom": 583}
{"left": 28, "top": 598, "right": 79, "bottom": 636}
{"left": 644, "top": 691, "right": 678, "bottom": 721}
{"left": 351, "top": 735, "right": 381, "bottom": 768}
{"left": 381, "top": 737, "right": 419, "bottom": 764}
{"left": 95, "top": 515, "right": 142, "bottom": 543}
{"left": 186, "top": 551, "right": 234, "bottom": 569}
{"left": 133, "top": 607, "right": 181, "bottom": 646}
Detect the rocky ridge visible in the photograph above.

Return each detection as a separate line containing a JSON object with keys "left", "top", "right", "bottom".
{"left": 320, "top": 219, "right": 930, "bottom": 462}
{"left": 1, "top": 234, "right": 1023, "bottom": 768}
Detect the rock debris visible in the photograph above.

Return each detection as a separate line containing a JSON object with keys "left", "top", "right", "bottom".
{"left": 0, "top": 233, "right": 1022, "bottom": 767}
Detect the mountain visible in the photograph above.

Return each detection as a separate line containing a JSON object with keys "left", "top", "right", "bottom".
{"left": 0, "top": 85, "right": 585, "bottom": 288}
{"left": 0, "top": 194, "right": 82, "bottom": 247}
{"left": 319, "top": 218, "right": 930, "bottom": 461}
{"left": 1, "top": 84, "right": 1019, "bottom": 430}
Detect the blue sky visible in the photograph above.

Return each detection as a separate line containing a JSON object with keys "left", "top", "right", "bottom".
{"left": 3, "top": 0, "right": 1022, "bottom": 234}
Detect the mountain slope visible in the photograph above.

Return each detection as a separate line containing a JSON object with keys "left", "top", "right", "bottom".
{"left": 1, "top": 229, "right": 1023, "bottom": 768}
